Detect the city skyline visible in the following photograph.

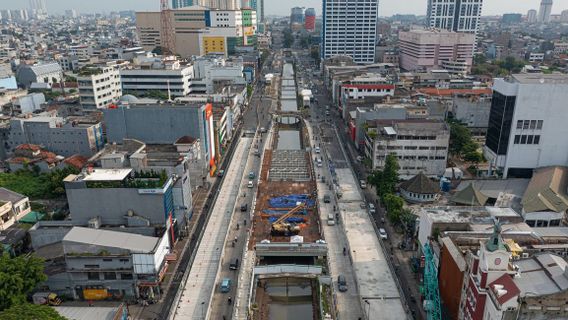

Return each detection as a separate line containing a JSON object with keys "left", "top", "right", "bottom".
{"left": 1, "top": 0, "right": 568, "bottom": 16}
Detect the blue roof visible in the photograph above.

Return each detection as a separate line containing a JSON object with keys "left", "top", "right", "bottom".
{"left": 0, "top": 76, "right": 17, "bottom": 90}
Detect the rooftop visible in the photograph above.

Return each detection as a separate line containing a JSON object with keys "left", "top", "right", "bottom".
{"left": 0, "top": 187, "right": 27, "bottom": 203}
{"left": 511, "top": 73, "right": 568, "bottom": 85}
{"left": 78, "top": 168, "right": 133, "bottom": 182}
{"left": 63, "top": 226, "right": 159, "bottom": 253}
{"left": 513, "top": 253, "right": 568, "bottom": 296}
{"left": 418, "top": 206, "right": 519, "bottom": 224}
{"left": 522, "top": 166, "right": 568, "bottom": 213}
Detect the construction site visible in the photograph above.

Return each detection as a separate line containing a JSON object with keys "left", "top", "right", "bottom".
{"left": 246, "top": 61, "right": 328, "bottom": 320}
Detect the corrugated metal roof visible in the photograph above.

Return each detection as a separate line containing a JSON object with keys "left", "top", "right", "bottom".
{"left": 63, "top": 227, "right": 158, "bottom": 253}
{"left": 29, "top": 62, "right": 62, "bottom": 76}
{"left": 53, "top": 306, "right": 119, "bottom": 320}
{"left": 522, "top": 166, "right": 568, "bottom": 213}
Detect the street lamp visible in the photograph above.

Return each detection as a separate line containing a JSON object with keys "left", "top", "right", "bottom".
{"left": 201, "top": 301, "right": 205, "bottom": 319}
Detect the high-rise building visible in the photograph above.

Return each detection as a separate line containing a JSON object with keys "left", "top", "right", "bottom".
{"left": 290, "top": 7, "right": 304, "bottom": 25}
{"left": 172, "top": 0, "right": 194, "bottom": 9}
{"left": 322, "top": 0, "right": 378, "bottom": 64}
{"left": 304, "top": 8, "right": 316, "bottom": 32}
{"left": 562, "top": 10, "right": 568, "bottom": 22}
{"left": 538, "top": 0, "right": 553, "bottom": 23}
{"left": 398, "top": 29, "right": 475, "bottom": 74}
{"left": 29, "top": 0, "right": 46, "bottom": 14}
{"left": 427, "top": 0, "right": 483, "bottom": 33}
{"left": 77, "top": 62, "right": 122, "bottom": 109}
{"left": 501, "top": 13, "right": 522, "bottom": 24}
{"left": 527, "top": 9, "right": 538, "bottom": 23}
{"left": 483, "top": 74, "right": 568, "bottom": 178}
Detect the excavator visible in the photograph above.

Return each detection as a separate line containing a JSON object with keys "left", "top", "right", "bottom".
{"left": 271, "top": 203, "right": 305, "bottom": 236}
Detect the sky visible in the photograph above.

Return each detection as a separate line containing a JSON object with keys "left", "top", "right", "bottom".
{"left": 1, "top": 0, "right": 568, "bottom": 17}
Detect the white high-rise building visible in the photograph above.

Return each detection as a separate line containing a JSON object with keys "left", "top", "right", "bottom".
{"left": 322, "top": 0, "right": 378, "bottom": 64}
{"left": 527, "top": 9, "right": 538, "bottom": 23}
{"left": 29, "top": 0, "right": 47, "bottom": 15}
{"left": 427, "top": 0, "right": 483, "bottom": 33}
{"left": 77, "top": 62, "right": 122, "bottom": 109}
{"left": 538, "top": 0, "right": 553, "bottom": 23}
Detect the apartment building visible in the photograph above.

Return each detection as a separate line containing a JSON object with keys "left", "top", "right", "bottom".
{"left": 399, "top": 29, "right": 475, "bottom": 74}
{"left": 427, "top": 0, "right": 483, "bottom": 33}
{"left": 191, "top": 56, "right": 246, "bottom": 93}
{"left": 120, "top": 57, "right": 194, "bottom": 97}
{"left": 483, "top": 74, "right": 568, "bottom": 178}
{"left": 340, "top": 75, "right": 395, "bottom": 100}
{"left": 322, "top": 0, "right": 378, "bottom": 64}
{"left": 364, "top": 120, "right": 450, "bottom": 178}
{"left": 199, "top": 9, "right": 257, "bottom": 56}
{"left": 0, "top": 188, "right": 31, "bottom": 231}
{"left": 77, "top": 62, "right": 122, "bottom": 109}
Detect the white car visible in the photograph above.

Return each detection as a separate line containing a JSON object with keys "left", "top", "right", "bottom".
{"left": 379, "top": 228, "right": 388, "bottom": 240}
{"left": 315, "top": 147, "right": 321, "bottom": 153}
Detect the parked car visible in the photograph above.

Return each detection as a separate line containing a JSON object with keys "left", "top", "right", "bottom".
{"left": 337, "top": 275, "right": 348, "bottom": 292}
{"left": 360, "top": 180, "right": 367, "bottom": 189}
{"left": 220, "top": 278, "right": 231, "bottom": 292}
{"left": 369, "top": 203, "right": 376, "bottom": 214}
{"left": 314, "top": 146, "right": 320, "bottom": 153}
{"left": 379, "top": 228, "right": 388, "bottom": 240}
{"left": 229, "top": 259, "right": 240, "bottom": 270}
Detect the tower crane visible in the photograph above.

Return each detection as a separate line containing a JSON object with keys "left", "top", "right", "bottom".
{"left": 160, "top": 0, "right": 176, "bottom": 55}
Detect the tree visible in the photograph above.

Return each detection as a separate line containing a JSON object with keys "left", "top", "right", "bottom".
{"left": 383, "top": 194, "right": 404, "bottom": 223}
{"left": 449, "top": 121, "right": 473, "bottom": 156}
{"left": 0, "top": 303, "right": 67, "bottom": 320}
{"left": 368, "top": 154, "right": 399, "bottom": 199}
{"left": 283, "top": 29, "right": 294, "bottom": 48}
{"left": 0, "top": 254, "right": 47, "bottom": 311}
{"left": 473, "top": 54, "right": 487, "bottom": 65}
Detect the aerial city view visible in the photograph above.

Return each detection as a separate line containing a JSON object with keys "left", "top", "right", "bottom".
{"left": 2, "top": 0, "right": 568, "bottom": 319}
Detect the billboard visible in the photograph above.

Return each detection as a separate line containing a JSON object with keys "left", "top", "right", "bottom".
{"left": 206, "top": 103, "right": 217, "bottom": 176}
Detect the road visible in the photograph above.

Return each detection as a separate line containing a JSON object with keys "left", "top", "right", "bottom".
{"left": 208, "top": 72, "right": 274, "bottom": 320}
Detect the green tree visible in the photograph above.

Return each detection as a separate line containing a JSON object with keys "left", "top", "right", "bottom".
{"left": 283, "top": 29, "right": 294, "bottom": 48}
{"left": 0, "top": 254, "right": 47, "bottom": 311}
{"left": 0, "top": 303, "right": 67, "bottom": 320}
{"left": 368, "top": 154, "right": 399, "bottom": 199}
{"left": 473, "top": 54, "right": 487, "bottom": 65}
{"left": 448, "top": 121, "right": 473, "bottom": 156}
{"left": 383, "top": 194, "right": 404, "bottom": 223}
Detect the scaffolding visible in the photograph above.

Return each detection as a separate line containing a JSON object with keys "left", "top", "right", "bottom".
{"left": 423, "top": 242, "right": 441, "bottom": 320}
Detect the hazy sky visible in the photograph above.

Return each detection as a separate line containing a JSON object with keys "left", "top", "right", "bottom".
{"left": 1, "top": 0, "right": 568, "bottom": 17}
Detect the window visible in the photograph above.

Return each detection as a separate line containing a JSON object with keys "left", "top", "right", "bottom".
{"left": 121, "top": 273, "right": 133, "bottom": 280}
{"left": 527, "top": 135, "right": 534, "bottom": 144}
{"left": 84, "top": 264, "right": 100, "bottom": 269}
{"left": 104, "top": 272, "right": 116, "bottom": 280}
{"left": 533, "top": 135, "right": 540, "bottom": 144}
{"left": 514, "top": 135, "right": 520, "bottom": 144}
{"left": 102, "top": 258, "right": 113, "bottom": 262}
{"left": 530, "top": 120, "right": 536, "bottom": 129}
{"left": 537, "top": 120, "right": 543, "bottom": 129}
{"left": 523, "top": 120, "right": 530, "bottom": 129}
{"left": 87, "top": 272, "right": 99, "bottom": 280}
{"left": 520, "top": 135, "right": 527, "bottom": 144}
{"left": 516, "top": 120, "right": 523, "bottom": 129}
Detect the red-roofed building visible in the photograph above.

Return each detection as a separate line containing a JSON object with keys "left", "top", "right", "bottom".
{"left": 7, "top": 144, "right": 63, "bottom": 173}
{"left": 63, "top": 154, "right": 89, "bottom": 170}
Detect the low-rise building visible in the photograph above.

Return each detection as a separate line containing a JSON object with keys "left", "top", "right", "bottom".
{"left": 364, "top": 119, "right": 450, "bottom": 178}
{"left": 452, "top": 94, "right": 492, "bottom": 137}
{"left": 0, "top": 187, "right": 31, "bottom": 231}
{"left": 399, "top": 172, "right": 440, "bottom": 203}
{"left": 0, "top": 114, "right": 104, "bottom": 159}
{"left": 191, "top": 56, "right": 246, "bottom": 94}
{"left": 521, "top": 166, "right": 568, "bottom": 228}
{"left": 6, "top": 144, "right": 62, "bottom": 173}
{"left": 64, "top": 167, "right": 191, "bottom": 230}
{"left": 77, "top": 62, "right": 122, "bottom": 109}
{"left": 59, "top": 226, "right": 170, "bottom": 300}
{"left": 16, "top": 62, "right": 63, "bottom": 88}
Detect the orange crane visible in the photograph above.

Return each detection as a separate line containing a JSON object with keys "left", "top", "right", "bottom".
{"left": 160, "top": 0, "right": 176, "bottom": 55}
{"left": 271, "top": 203, "right": 305, "bottom": 236}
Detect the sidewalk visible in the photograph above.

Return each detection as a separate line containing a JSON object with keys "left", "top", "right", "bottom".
{"left": 305, "top": 120, "right": 364, "bottom": 320}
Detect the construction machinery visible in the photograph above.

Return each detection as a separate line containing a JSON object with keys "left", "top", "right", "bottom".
{"left": 32, "top": 292, "right": 62, "bottom": 306}
{"left": 160, "top": 0, "right": 175, "bottom": 55}
{"left": 271, "top": 203, "right": 305, "bottom": 236}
